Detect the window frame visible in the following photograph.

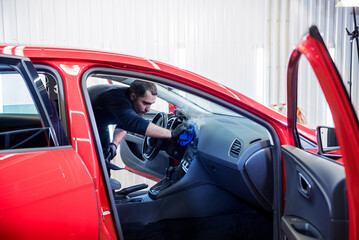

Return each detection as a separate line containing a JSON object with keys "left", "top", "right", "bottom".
{"left": 0, "top": 54, "right": 69, "bottom": 151}
{"left": 34, "top": 64, "right": 69, "bottom": 138}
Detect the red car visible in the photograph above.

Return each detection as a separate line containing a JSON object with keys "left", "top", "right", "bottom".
{"left": 0, "top": 26, "right": 357, "bottom": 240}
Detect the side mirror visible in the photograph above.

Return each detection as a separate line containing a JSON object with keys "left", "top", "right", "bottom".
{"left": 316, "top": 126, "right": 341, "bottom": 157}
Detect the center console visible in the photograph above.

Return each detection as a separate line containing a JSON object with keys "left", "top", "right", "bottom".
{"left": 148, "top": 144, "right": 197, "bottom": 200}
{"left": 115, "top": 142, "right": 197, "bottom": 207}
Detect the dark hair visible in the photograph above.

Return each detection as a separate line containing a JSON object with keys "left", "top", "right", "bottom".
{"left": 128, "top": 80, "right": 157, "bottom": 97}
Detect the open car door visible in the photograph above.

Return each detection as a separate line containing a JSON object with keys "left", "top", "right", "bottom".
{"left": 119, "top": 108, "right": 173, "bottom": 182}
{"left": 281, "top": 26, "right": 359, "bottom": 240}
{"left": 118, "top": 82, "right": 192, "bottom": 182}
{"left": 0, "top": 55, "right": 100, "bottom": 238}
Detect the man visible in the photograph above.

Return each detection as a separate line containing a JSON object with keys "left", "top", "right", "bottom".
{"left": 88, "top": 80, "right": 187, "bottom": 159}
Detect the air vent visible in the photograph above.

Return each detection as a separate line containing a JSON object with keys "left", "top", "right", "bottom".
{"left": 229, "top": 138, "right": 242, "bottom": 158}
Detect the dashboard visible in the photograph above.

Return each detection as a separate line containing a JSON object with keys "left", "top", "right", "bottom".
{"left": 163, "top": 109, "right": 274, "bottom": 211}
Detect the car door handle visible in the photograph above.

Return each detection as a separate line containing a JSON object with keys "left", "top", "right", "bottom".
{"left": 281, "top": 216, "right": 324, "bottom": 240}
{"left": 298, "top": 172, "right": 311, "bottom": 198}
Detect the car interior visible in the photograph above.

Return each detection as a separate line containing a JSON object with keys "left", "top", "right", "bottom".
{"left": 81, "top": 66, "right": 348, "bottom": 240}
{"left": 84, "top": 70, "right": 279, "bottom": 240}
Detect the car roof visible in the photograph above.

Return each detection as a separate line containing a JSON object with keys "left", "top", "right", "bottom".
{"left": 0, "top": 45, "right": 317, "bottom": 143}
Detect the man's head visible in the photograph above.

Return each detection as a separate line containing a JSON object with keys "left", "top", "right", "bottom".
{"left": 128, "top": 80, "right": 157, "bottom": 116}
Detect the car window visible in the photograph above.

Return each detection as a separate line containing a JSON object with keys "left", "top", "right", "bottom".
{"left": 297, "top": 56, "right": 336, "bottom": 153}
{"left": 34, "top": 65, "right": 69, "bottom": 141}
{"left": 86, "top": 75, "right": 170, "bottom": 143}
{"left": 86, "top": 75, "right": 170, "bottom": 113}
{"left": 297, "top": 57, "right": 334, "bottom": 130}
{"left": 0, "top": 69, "right": 55, "bottom": 150}
{"left": 0, "top": 73, "right": 37, "bottom": 114}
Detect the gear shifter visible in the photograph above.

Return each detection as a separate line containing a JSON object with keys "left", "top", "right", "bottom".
{"left": 149, "top": 166, "right": 176, "bottom": 199}
{"left": 165, "top": 166, "right": 175, "bottom": 180}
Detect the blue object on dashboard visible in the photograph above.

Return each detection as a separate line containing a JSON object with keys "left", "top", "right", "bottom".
{"left": 177, "top": 124, "right": 195, "bottom": 146}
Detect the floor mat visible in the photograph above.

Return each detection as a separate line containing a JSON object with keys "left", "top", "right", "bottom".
{"left": 122, "top": 212, "right": 272, "bottom": 240}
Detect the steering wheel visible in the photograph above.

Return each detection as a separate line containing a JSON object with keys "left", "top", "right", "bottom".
{"left": 142, "top": 112, "right": 168, "bottom": 161}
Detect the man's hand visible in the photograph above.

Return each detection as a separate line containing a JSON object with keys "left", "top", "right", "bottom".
{"left": 106, "top": 143, "right": 117, "bottom": 160}
{"left": 171, "top": 122, "right": 190, "bottom": 139}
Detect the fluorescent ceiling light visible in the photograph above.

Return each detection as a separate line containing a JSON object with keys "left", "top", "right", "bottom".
{"left": 336, "top": 0, "right": 359, "bottom": 7}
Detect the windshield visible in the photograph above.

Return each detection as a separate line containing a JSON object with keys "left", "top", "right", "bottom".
{"left": 87, "top": 73, "right": 240, "bottom": 117}
{"left": 158, "top": 86, "right": 240, "bottom": 116}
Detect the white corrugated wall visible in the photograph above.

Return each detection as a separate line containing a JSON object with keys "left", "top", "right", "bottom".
{"left": 0, "top": 0, "right": 358, "bottom": 114}
{"left": 0, "top": 0, "right": 358, "bottom": 184}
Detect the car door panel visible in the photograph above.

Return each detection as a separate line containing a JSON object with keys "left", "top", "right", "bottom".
{"left": 0, "top": 148, "right": 99, "bottom": 239}
{"left": 120, "top": 110, "right": 169, "bottom": 181}
{"left": 121, "top": 133, "right": 167, "bottom": 180}
{"left": 281, "top": 145, "right": 348, "bottom": 240}
{"left": 295, "top": 31, "right": 359, "bottom": 239}
{"left": 0, "top": 54, "right": 100, "bottom": 239}
{"left": 285, "top": 26, "right": 358, "bottom": 239}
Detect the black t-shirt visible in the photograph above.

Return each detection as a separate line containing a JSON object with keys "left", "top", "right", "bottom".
{"left": 88, "top": 84, "right": 149, "bottom": 147}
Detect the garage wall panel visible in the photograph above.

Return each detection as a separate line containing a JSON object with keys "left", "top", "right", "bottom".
{"left": 0, "top": 1, "right": 3, "bottom": 43}
{"left": 0, "top": 0, "right": 358, "bottom": 123}
{"left": 15, "top": 0, "right": 31, "bottom": 44}
{"left": 66, "top": 0, "right": 80, "bottom": 47}
{"left": 28, "top": 0, "right": 44, "bottom": 45}
{"left": 54, "top": 0, "right": 68, "bottom": 46}
{"left": 42, "top": 0, "right": 55, "bottom": 44}
{"left": 78, "top": 0, "right": 92, "bottom": 48}
{"left": 2, "top": 0, "right": 17, "bottom": 44}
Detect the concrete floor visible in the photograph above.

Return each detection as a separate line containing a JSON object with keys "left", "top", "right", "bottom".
{"left": 110, "top": 154, "right": 157, "bottom": 190}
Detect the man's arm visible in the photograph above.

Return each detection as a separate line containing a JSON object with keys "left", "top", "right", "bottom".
{"left": 112, "top": 123, "right": 171, "bottom": 147}
{"left": 112, "top": 128, "right": 128, "bottom": 146}
{"left": 105, "top": 128, "right": 127, "bottom": 160}
{"left": 145, "top": 122, "right": 189, "bottom": 139}
{"left": 145, "top": 122, "right": 172, "bottom": 138}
